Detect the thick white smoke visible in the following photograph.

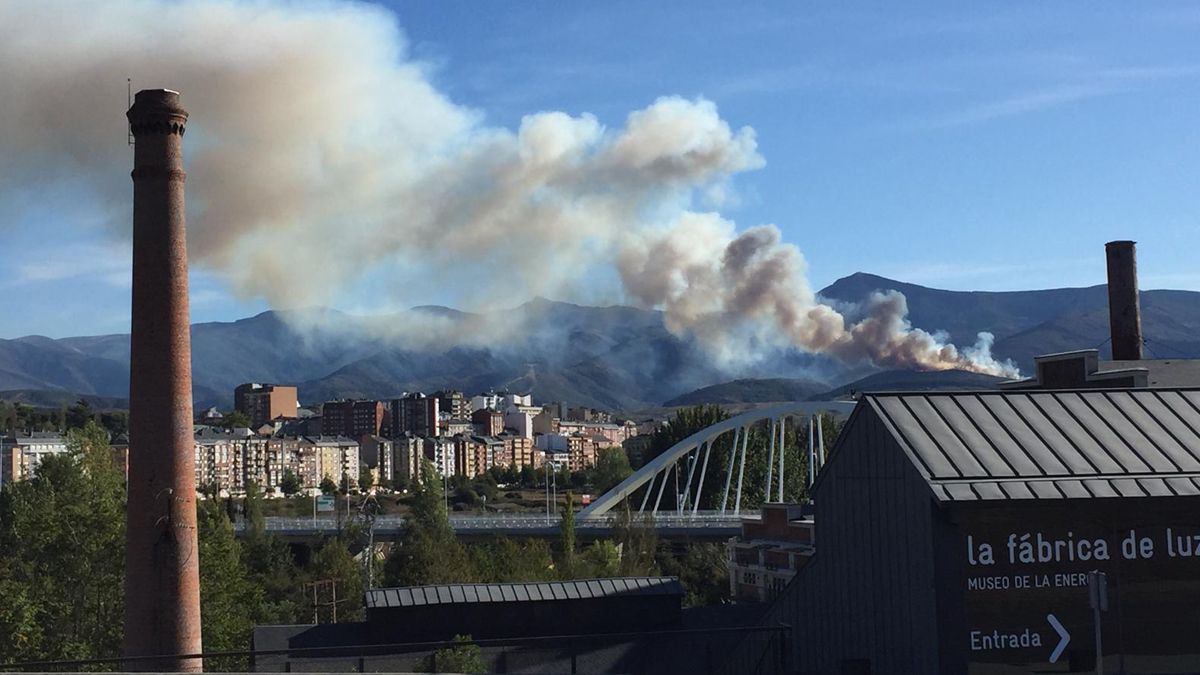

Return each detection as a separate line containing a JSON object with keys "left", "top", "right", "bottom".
{"left": 0, "top": 0, "right": 1017, "bottom": 377}
{"left": 617, "top": 215, "right": 1017, "bottom": 375}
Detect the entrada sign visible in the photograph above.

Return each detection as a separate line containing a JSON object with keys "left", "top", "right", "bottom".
{"left": 955, "top": 500, "right": 1200, "bottom": 673}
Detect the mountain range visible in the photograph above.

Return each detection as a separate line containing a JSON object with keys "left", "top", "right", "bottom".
{"left": 2, "top": 273, "right": 1197, "bottom": 411}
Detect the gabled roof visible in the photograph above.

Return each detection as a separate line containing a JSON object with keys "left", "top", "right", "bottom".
{"left": 365, "top": 576, "right": 681, "bottom": 609}
{"left": 867, "top": 389, "right": 1200, "bottom": 502}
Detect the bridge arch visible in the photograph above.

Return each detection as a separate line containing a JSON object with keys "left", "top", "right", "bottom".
{"left": 578, "top": 401, "right": 854, "bottom": 518}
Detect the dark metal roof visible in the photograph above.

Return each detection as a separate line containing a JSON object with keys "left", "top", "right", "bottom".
{"left": 364, "top": 576, "right": 682, "bottom": 609}
{"left": 867, "top": 389, "right": 1200, "bottom": 501}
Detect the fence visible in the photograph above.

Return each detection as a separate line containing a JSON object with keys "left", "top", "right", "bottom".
{"left": 0, "top": 624, "right": 792, "bottom": 675}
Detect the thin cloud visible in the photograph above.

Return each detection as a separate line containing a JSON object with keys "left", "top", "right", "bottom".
{"left": 925, "top": 83, "right": 1114, "bottom": 129}
{"left": 9, "top": 242, "right": 131, "bottom": 288}
{"left": 920, "top": 62, "right": 1200, "bottom": 130}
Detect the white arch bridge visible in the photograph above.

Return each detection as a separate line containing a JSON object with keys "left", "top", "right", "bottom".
{"left": 578, "top": 401, "right": 855, "bottom": 520}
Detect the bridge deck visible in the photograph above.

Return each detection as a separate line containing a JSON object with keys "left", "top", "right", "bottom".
{"left": 246, "top": 513, "right": 747, "bottom": 540}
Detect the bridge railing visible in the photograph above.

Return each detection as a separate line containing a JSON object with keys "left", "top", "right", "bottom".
{"left": 243, "top": 511, "right": 747, "bottom": 533}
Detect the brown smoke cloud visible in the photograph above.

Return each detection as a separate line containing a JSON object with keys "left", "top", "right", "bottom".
{"left": 0, "top": 0, "right": 1017, "bottom": 378}
{"left": 617, "top": 214, "right": 1017, "bottom": 375}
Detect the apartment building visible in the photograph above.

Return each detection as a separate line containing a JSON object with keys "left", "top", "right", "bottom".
{"left": 359, "top": 435, "right": 393, "bottom": 485}
{"left": 300, "top": 436, "right": 360, "bottom": 486}
{"left": 390, "top": 433, "right": 423, "bottom": 484}
{"left": 322, "top": 400, "right": 385, "bottom": 438}
{"left": 453, "top": 436, "right": 492, "bottom": 479}
{"left": 503, "top": 434, "right": 538, "bottom": 469}
{"left": 434, "top": 390, "right": 470, "bottom": 420}
{"left": 726, "top": 503, "right": 815, "bottom": 604}
{"left": 567, "top": 434, "right": 599, "bottom": 472}
{"left": 385, "top": 394, "right": 439, "bottom": 438}
{"left": 423, "top": 436, "right": 456, "bottom": 478}
{"left": 441, "top": 418, "right": 473, "bottom": 436}
{"left": 234, "top": 383, "right": 298, "bottom": 427}
{"left": 471, "top": 408, "right": 504, "bottom": 436}
{"left": 194, "top": 436, "right": 237, "bottom": 493}
{"left": 1, "top": 432, "right": 69, "bottom": 484}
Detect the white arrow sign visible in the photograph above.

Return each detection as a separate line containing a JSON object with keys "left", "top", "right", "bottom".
{"left": 1047, "top": 613, "right": 1071, "bottom": 663}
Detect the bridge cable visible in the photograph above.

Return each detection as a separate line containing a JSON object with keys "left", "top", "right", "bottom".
{"left": 720, "top": 426, "right": 741, "bottom": 514}
{"left": 778, "top": 416, "right": 787, "bottom": 503}
{"left": 682, "top": 443, "right": 701, "bottom": 514}
{"left": 733, "top": 421, "right": 751, "bottom": 515}
{"left": 764, "top": 418, "right": 777, "bottom": 502}
{"left": 693, "top": 437, "right": 715, "bottom": 515}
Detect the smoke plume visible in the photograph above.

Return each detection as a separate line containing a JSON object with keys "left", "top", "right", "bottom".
{"left": 0, "top": 0, "right": 1017, "bottom": 378}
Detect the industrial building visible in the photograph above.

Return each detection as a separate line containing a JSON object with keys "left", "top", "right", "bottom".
{"left": 750, "top": 388, "right": 1200, "bottom": 674}
{"left": 252, "top": 576, "right": 779, "bottom": 673}
{"left": 1001, "top": 348, "right": 1200, "bottom": 391}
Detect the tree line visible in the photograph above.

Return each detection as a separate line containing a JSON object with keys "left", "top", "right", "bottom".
{"left": 0, "top": 406, "right": 841, "bottom": 670}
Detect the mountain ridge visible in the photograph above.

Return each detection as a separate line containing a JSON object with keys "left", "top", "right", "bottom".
{"left": 2, "top": 274, "right": 1197, "bottom": 410}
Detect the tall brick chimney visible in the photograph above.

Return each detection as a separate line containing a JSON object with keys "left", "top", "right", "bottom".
{"left": 1105, "top": 240, "right": 1143, "bottom": 361}
{"left": 124, "top": 89, "right": 203, "bottom": 671}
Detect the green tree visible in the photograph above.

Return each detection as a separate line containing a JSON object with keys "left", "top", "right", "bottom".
{"left": 657, "top": 542, "right": 729, "bottom": 607}
{"left": 591, "top": 447, "right": 633, "bottom": 493}
{"left": 383, "top": 460, "right": 475, "bottom": 586}
{"left": 426, "top": 634, "right": 485, "bottom": 673}
{"left": 469, "top": 538, "right": 555, "bottom": 583}
{"left": 240, "top": 518, "right": 304, "bottom": 626}
{"left": 339, "top": 472, "right": 355, "bottom": 495}
{"left": 308, "top": 537, "right": 365, "bottom": 623}
{"left": 557, "top": 492, "right": 577, "bottom": 578}
{"left": 612, "top": 502, "right": 657, "bottom": 577}
{"left": 0, "top": 572, "right": 41, "bottom": 664}
{"left": 518, "top": 465, "right": 537, "bottom": 487}
{"left": 0, "top": 421, "right": 124, "bottom": 663}
{"left": 98, "top": 411, "right": 129, "bottom": 438}
{"left": 320, "top": 475, "right": 338, "bottom": 495}
{"left": 581, "top": 540, "right": 621, "bottom": 578}
{"left": 197, "top": 500, "right": 260, "bottom": 670}
{"left": 221, "top": 410, "right": 253, "bottom": 429}
{"left": 390, "top": 475, "right": 412, "bottom": 493}
{"left": 643, "top": 405, "right": 730, "bottom": 511}
{"left": 64, "top": 399, "right": 95, "bottom": 430}
{"left": 279, "top": 469, "right": 302, "bottom": 497}
{"left": 358, "top": 465, "right": 375, "bottom": 492}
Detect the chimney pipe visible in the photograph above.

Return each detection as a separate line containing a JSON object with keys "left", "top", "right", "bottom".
{"left": 123, "top": 89, "right": 204, "bottom": 671}
{"left": 1105, "top": 240, "right": 1143, "bottom": 361}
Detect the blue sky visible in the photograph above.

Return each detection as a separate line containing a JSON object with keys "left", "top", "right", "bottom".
{"left": 2, "top": 1, "right": 1199, "bottom": 338}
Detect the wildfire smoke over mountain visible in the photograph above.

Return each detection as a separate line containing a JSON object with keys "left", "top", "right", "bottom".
{"left": 0, "top": 0, "right": 1017, "bottom": 377}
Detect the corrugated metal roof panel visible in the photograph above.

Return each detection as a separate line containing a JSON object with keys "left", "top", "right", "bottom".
{"left": 998, "top": 481, "right": 1035, "bottom": 500}
{"left": 1165, "top": 477, "right": 1200, "bottom": 496}
{"left": 874, "top": 397, "right": 953, "bottom": 478}
{"left": 1028, "top": 480, "right": 1064, "bottom": 499}
{"left": 1138, "top": 478, "right": 1173, "bottom": 497}
{"left": 971, "top": 482, "right": 1006, "bottom": 500}
{"left": 985, "top": 396, "right": 1069, "bottom": 476}
{"left": 867, "top": 390, "right": 1200, "bottom": 502}
{"left": 958, "top": 396, "right": 1044, "bottom": 476}
{"left": 1127, "top": 392, "right": 1200, "bottom": 471}
{"left": 929, "top": 396, "right": 1014, "bottom": 477}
